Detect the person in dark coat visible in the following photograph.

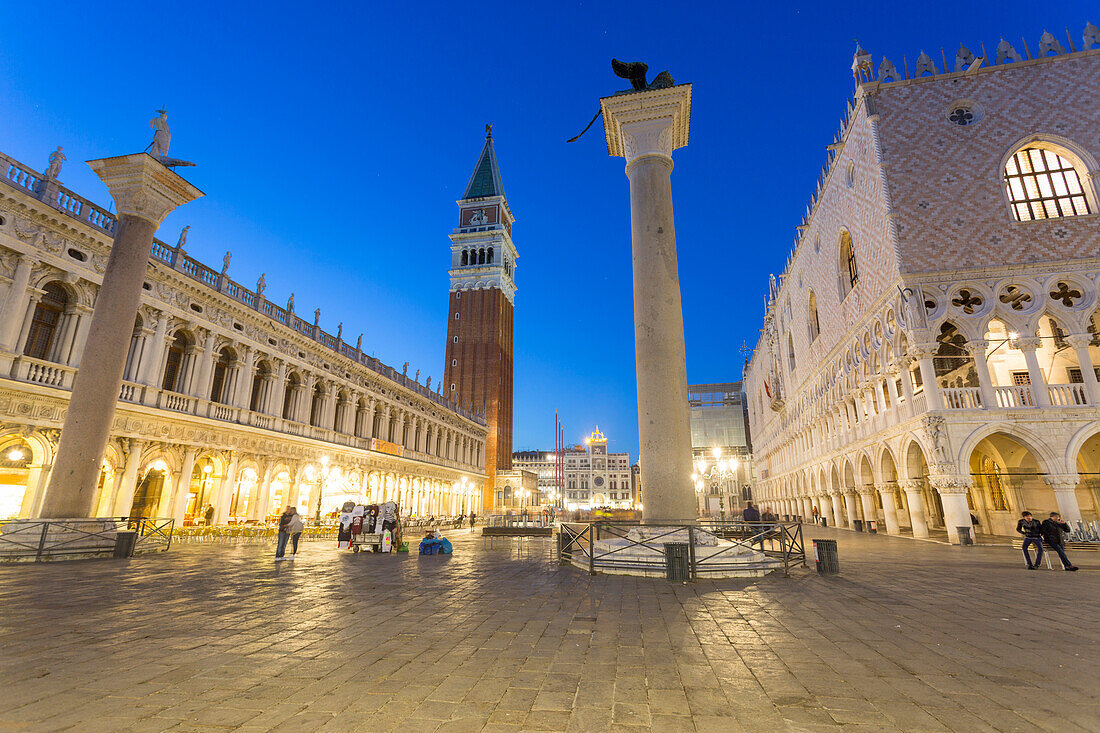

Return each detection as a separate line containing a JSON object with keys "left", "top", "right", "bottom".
{"left": 275, "top": 506, "right": 294, "bottom": 560}
{"left": 742, "top": 502, "right": 761, "bottom": 522}
{"left": 1016, "top": 511, "right": 1043, "bottom": 569}
{"left": 1040, "top": 512, "right": 1078, "bottom": 571}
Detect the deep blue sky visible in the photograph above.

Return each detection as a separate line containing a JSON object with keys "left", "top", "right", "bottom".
{"left": 1, "top": 2, "right": 1091, "bottom": 458}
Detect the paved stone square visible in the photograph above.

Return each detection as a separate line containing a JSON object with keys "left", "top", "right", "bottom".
{"left": 0, "top": 527, "right": 1098, "bottom": 732}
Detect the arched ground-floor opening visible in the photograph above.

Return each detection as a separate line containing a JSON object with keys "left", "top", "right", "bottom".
{"left": 967, "top": 431, "right": 1050, "bottom": 536}
{"left": 1073, "top": 431, "right": 1100, "bottom": 522}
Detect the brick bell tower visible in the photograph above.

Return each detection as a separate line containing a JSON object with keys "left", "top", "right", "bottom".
{"left": 444, "top": 127, "right": 517, "bottom": 512}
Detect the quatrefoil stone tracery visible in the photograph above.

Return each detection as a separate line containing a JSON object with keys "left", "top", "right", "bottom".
{"left": 999, "top": 286, "right": 1033, "bottom": 311}
{"left": 1049, "top": 281, "right": 1083, "bottom": 307}
{"left": 951, "top": 289, "right": 984, "bottom": 314}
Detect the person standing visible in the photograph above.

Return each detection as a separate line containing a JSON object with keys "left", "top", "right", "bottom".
{"left": 287, "top": 508, "right": 305, "bottom": 560}
{"left": 742, "top": 502, "right": 760, "bottom": 523}
{"left": 1016, "top": 511, "right": 1044, "bottom": 569}
{"left": 275, "top": 506, "right": 294, "bottom": 560}
{"left": 1040, "top": 512, "right": 1078, "bottom": 571}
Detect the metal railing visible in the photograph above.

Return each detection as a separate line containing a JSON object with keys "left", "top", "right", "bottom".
{"left": 487, "top": 513, "right": 554, "bottom": 528}
{"left": 0, "top": 517, "right": 174, "bottom": 562}
{"left": 557, "top": 520, "right": 805, "bottom": 579}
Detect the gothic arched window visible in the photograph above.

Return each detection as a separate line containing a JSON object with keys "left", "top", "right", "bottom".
{"left": 478, "top": 249, "right": 486, "bottom": 264}
{"left": 487, "top": 247, "right": 493, "bottom": 263}
{"left": 24, "top": 282, "right": 68, "bottom": 361}
{"left": 1004, "top": 146, "right": 1092, "bottom": 221}
{"left": 838, "top": 231, "right": 858, "bottom": 300}
{"left": 461, "top": 250, "right": 468, "bottom": 266}
{"left": 808, "top": 290, "right": 820, "bottom": 343}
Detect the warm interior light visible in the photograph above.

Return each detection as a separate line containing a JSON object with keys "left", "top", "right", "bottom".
{"left": 7, "top": 448, "right": 24, "bottom": 461}
{"left": 712, "top": 447, "right": 722, "bottom": 459}
{"left": 203, "top": 464, "right": 213, "bottom": 474}
{"left": 151, "top": 460, "right": 168, "bottom": 472}
{"left": 1009, "top": 331, "right": 1019, "bottom": 340}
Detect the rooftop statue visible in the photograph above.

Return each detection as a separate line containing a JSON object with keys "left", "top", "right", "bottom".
{"left": 287, "top": 293, "right": 295, "bottom": 313}
{"left": 611, "top": 59, "right": 675, "bottom": 93}
{"left": 176, "top": 225, "right": 190, "bottom": 248}
{"left": 44, "top": 146, "right": 65, "bottom": 180}
{"left": 149, "top": 109, "right": 171, "bottom": 158}
{"left": 256, "top": 273, "right": 266, "bottom": 298}
{"left": 147, "top": 108, "right": 196, "bottom": 167}
{"left": 221, "top": 251, "right": 232, "bottom": 274}
{"left": 567, "top": 59, "right": 675, "bottom": 143}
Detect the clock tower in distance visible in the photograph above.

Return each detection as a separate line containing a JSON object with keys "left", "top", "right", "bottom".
{"left": 444, "top": 128, "right": 516, "bottom": 511}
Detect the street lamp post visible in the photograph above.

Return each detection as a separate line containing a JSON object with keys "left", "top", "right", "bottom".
{"left": 691, "top": 447, "right": 739, "bottom": 520}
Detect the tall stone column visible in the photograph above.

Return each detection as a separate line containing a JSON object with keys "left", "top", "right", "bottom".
{"left": 817, "top": 494, "right": 833, "bottom": 526}
{"left": 843, "top": 491, "right": 859, "bottom": 530}
{"left": 601, "top": 81, "right": 695, "bottom": 522}
{"left": 899, "top": 479, "right": 930, "bottom": 538}
{"left": 876, "top": 484, "right": 900, "bottom": 535}
{"left": 0, "top": 254, "right": 36, "bottom": 356}
{"left": 929, "top": 475, "right": 974, "bottom": 544}
{"left": 1042, "top": 473, "right": 1083, "bottom": 524}
{"left": 1066, "top": 335, "right": 1100, "bottom": 404}
{"left": 42, "top": 154, "right": 201, "bottom": 518}
{"left": 858, "top": 488, "right": 878, "bottom": 529}
{"left": 111, "top": 439, "right": 145, "bottom": 516}
{"left": 964, "top": 340, "right": 996, "bottom": 408}
{"left": 170, "top": 448, "right": 198, "bottom": 523}
{"left": 913, "top": 347, "right": 944, "bottom": 410}
{"left": 1015, "top": 337, "right": 1051, "bottom": 407}
{"left": 829, "top": 490, "right": 844, "bottom": 529}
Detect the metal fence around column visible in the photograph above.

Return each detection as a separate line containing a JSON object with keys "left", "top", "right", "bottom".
{"left": 556, "top": 520, "right": 805, "bottom": 579}
{"left": 0, "top": 517, "right": 174, "bottom": 562}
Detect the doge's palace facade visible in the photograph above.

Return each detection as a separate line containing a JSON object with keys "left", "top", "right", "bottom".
{"left": 745, "top": 29, "right": 1100, "bottom": 543}
{"left": 0, "top": 149, "right": 487, "bottom": 524}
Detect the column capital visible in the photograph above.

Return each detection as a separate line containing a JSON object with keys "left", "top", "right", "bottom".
{"left": 1042, "top": 473, "right": 1080, "bottom": 491}
{"left": 1014, "top": 336, "right": 1041, "bottom": 351}
{"left": 927, "top": 474, "right": 972, "bottom": 495}
{"left": 87, "top": 153, "right": 203, "bottom": 227}
{"left": 963, "top": 339, "right": 990, "bottom": 355}
{"left": 909, "top": 345, "right": 937, "bottom": 360}
{"left": 1065, "top": 334, "right": 1093, "bottom": 349}
{"left": 856, "top": 486, "right": 877, "bottom": 496}
{"left": 898, "top": 479, "right": 923, "bottom": 492}
{"left": 600, "top": 83, "right": 692, "bottom": 166}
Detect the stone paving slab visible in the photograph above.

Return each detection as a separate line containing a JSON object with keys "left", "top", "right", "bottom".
{"left": 0, "top": 527, "right": 1097, "bottom": 732}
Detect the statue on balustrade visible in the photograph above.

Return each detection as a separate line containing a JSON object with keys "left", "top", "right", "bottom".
{"left": 287, "top": 293, "right": 295, "bottom": 312}
{"left": 44, "top": 146, "right": 65, "bottom": 180}
{"left": 314, "top": 308, "right": 321, "bottom": 326}
{"left": 414, "top": 369, "right": 420, "bottom": 383}
{"left": 426, "top": 376, "right": 432, "bottom": 389}
{"left": 402, "top": 362, "right": 409, "bottom": 376}
{"left": 337, "top": 323, "right": 343, "bottom": 340}
{"left": 176, "top": 225, "right": 190, "bottom": 249}
{"left": 256, "top": 273, "right": 266, "bottom": 298}
{"left": 356, "top": 334, "right": 362, "bottom": 350}
{"left": 221, "top": 251, "right": 232, "bottom": 274}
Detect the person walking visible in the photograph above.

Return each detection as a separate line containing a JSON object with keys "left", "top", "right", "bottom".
{"left": 1016, "top": 511, "right": 1044, "bottom": 569}
{"left": 1040, "top": 512, "right": 1078, "bottom": 571}
{"left": 287, "top": 507, "right": 305, "bottom": 560}
{"left": 275, "top": 506, "right": 294, "bottom": 560}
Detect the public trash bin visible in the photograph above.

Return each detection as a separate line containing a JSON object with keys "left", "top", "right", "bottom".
{"left": 114, "top": 530, "right": 137, "bottom": 558}
{"left": 867, "top": 520, "right": 877, "bottom": 534}
{"left": 957, "top": 526, "right": 974, "bottom": 545}
{"left": 664, "top": 543, "right": 691, "bottom": 582}
{"left": 853, "top": 519, "right": 863, "bottom": 532}
{"left": 813, "top": 538, "right": 839, "bottom": 575}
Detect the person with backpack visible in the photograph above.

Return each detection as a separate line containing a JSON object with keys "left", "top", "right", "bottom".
{"left": 1040, "top": 512, "right": 1078, "bottom": 571}
{"left": 1016, "top": 511, "right": 1044, "bottom": 569}
{"left": 287, "top": 507, "right": 305, "bottom": 559}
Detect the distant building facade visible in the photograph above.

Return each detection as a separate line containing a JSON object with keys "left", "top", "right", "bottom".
{"left": 514, "top": 428, "right": 633, "bottom": 510}
{"left": 0, "top": 148, "right": 486, "bottom": 522}
{"left": 688, "top": 382, "right": 755, "bottom": 516}
{"left": 745, "top": 33, "right": 1100, "bottom": 543}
